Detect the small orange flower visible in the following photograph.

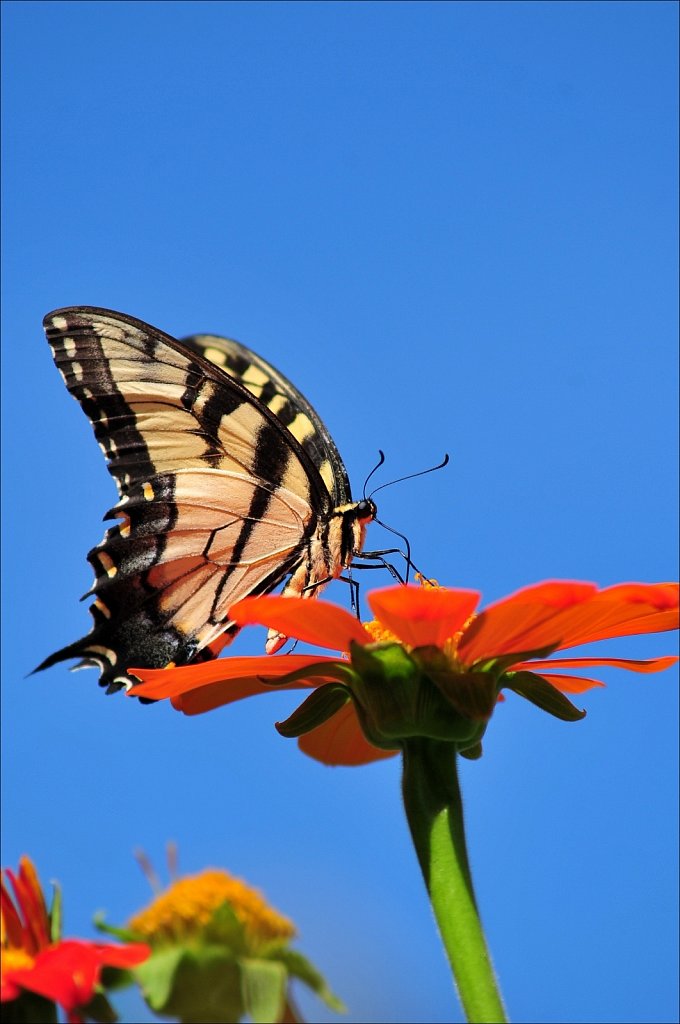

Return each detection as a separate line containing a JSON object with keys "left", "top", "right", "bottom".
{"left": 129, "top": 581, "right": 678, "bottom": 767}
{"left": 1, "top": 856, "right": 150, "bottom": 1024}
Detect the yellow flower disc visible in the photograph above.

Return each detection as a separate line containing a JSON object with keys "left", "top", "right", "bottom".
{"left": 128, "top": 869, "right": 296, "bottom": 949}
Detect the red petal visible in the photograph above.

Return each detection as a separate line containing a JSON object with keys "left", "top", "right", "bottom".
{"left": 295, "top": 702, "right": 399, "bottom": 766}
{"left": 5, "top": 941, "right": 150, "bottom": 1011}
{"left": 1, "top": 874, "right": 26, "bottom": 949}
{"left": 229, "top": 595, "right": 370, "bottom": 650}
{"left": 5, "top": 942, "right": 98, "bottom": 1010}
{"left": 0, "top": 976, "right": 22, "bottom": 1001}
{"left": 91, "top": 941, "right": 150, "bottom": 968}
{"left": 458, "top": 581, "right": 679, "bottom": 663}
{"left": 129, "top": 655, "right": 338, "bottom": 702}
{"left": 367, "top": 585, "right": 480, "bottom": 648}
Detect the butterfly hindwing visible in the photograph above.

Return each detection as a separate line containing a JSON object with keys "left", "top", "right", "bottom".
{"left": 40, "top": 307, "right": 346, "bottom": 692}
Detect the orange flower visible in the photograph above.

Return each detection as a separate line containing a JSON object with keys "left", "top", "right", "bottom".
{"left": 129, "top": 581, "right": 678, "bottom": 767}
{"left": 1, "top": 856, "right": 150, "bottom": 1024}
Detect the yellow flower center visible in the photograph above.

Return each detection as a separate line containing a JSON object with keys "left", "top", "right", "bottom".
{"left": 364, "top": 620, "right": 399, "bottom": 644}
{"left": 128, "top": 870, "right": 296, "bottom": 950}
{"left": 415, "top": 573, "right": 440, "bottom": 590}
{"left": 1, "top": 947, "right": 35, "bottom": 973}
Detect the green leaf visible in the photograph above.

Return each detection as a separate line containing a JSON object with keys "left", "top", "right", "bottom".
{"left": 240, "top": 958, "right": 287, "bottom": 1023}
{"left": 504, "top": 671, "right": 587, "bottom": 721}
{"left": 48, "top": 881, "right": 62, "bottom": 943}
{"left": 273, "top": 948, "right": 346, "bottom": 1013}
{"left": 93, "top": 912, "right": 143, "bottom": 943}
{"left": 276, "top": 684, "right": 350, "bottom": 738}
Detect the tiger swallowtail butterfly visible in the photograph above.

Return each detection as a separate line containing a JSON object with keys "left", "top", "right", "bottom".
{"left": 36, "top": 307, "right": 377, "bottom": 693}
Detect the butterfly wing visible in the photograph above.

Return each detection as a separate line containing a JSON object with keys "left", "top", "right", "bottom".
{"left": 180, "top": 333, "right": 352, "bottom": 506}
{"left": 38, "top": 307, "right": 337, "bottom": 692}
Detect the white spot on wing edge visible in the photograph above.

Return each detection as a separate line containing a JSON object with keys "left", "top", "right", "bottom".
{"left": 51, "top": 315, "right": 69, "bottom": 330}
{"left": 85, "top": 644, "right": 118, "bottom": 665}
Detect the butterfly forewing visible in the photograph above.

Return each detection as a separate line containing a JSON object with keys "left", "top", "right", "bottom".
{"left": 181, "top": 333, "right": 351, "bottom": 506}
{"left": 39, "top": 307, "right": 353, "bottom": 692}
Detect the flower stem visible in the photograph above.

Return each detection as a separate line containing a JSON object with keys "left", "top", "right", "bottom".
{"left": 401, "top": 739, "right": 507, "bottom": 1023}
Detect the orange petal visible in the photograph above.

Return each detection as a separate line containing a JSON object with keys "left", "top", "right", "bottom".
{"left": 229, "top": 595, "right": 370, "bottom": 650}
{"left": 531, "top": 672, "right": 607, "bottom": 694}
{"left": 171, "top": 665, "right": 346, "bottom": 716}
{"left": 5, "top": 863, "right": 49, "bottom": 956}
{"left": 367, "top": 585, "right": 480, "bottom": 648}
{"left": 18, "top": 858, "right": 50, "bottom": 951}
{"left": 295, "top": 702, "right": 399, "bottom": 766}
{"left": 129, "top": 655, "right": 339, "bottom": 702}
{"left": 516, "top": 655, "right": 679, "bottom": 674}
{"left": 549, "top": 583, "right": 679, "bottom": 649}
{"left": 458, "top": 581, "right": 679, "bottom": 663}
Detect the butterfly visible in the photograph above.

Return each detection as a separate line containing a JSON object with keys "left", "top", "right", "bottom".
{"left": 36, "top": 307, "right": 377, "bottom": 693}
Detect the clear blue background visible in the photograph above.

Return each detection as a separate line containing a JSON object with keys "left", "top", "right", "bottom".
{"left": 2, "top": 3, "right": 678, "bottom": 1022}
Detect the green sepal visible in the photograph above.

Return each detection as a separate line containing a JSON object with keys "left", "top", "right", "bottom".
{"left": 77, "top": 991, "right": 118, "bottom": 1023}
{"left": 0, "top": 992, "right": 58, "bottom": 1024}
{"left": 503, "top": 671, "right": 586, "bottom": 721}
{"left": 204, "top": 900, "right": 249, "bottom": 954}
{"left": 93, "top": 912, "right": 144, "bottom": 944}
{"left": 262, "top": 662, "right": 357, "bottom": 687}
{"left": 349, "top": 642, "right": 485, "bottom": 748}
{"left": 474, "top": 643, "right": 560, "bottom": 678}
{"left": 272, "top": 947, "right": 346, "bottom": 1013}
{"left": 413, "top": 646, "right": 498, "bottom": 721}
{"left": 459, "top": 741, "right": 483, "bottom": 760}
{"left": 98, "top": 966, "right": 139, "bottom": 992}
{"left": 48, "top": 881, "right": 62, "bottom": 943}
{"left": 135, "top": 945, "right": 244, "bottom": 1023}
{"left": 239, "top": 958, "right": 287, "bottom": 1024}
{"left": 276, "top": 684, "right": 351, "bottom": 738}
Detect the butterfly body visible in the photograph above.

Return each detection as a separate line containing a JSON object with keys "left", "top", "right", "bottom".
{"left": 38, "top": 308, "right": 375, "bottom": 692}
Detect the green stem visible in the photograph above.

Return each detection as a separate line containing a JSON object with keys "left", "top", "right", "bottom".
{"left": 401, "top": 739, "right": 507, "bottom": 1023}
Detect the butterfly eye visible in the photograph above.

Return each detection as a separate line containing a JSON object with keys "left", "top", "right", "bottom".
{"left": 356, "top": 499, "right": 377, "bottom": 521}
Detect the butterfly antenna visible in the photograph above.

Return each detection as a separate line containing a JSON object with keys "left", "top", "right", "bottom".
{"left": 166, "top": 840, "right": 179, "bottom": 881}
{"left": 368, "top": 453, "right": 450, "bottom": 499}
{"left": 362, "top": 450, "right": 386, "bottom": 500}
{"left": 134, "top": 848, "right": 163, "bottom": 894}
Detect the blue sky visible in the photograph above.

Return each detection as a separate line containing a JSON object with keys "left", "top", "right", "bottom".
{"left": 1, "top": 2, "right": 678, "bottom": 1022}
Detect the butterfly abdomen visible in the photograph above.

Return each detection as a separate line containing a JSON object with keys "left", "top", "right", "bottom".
{"left": 264, "top": 498, "right": 377, "bottom": 654}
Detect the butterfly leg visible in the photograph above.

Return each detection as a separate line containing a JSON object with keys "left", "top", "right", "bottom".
{"left": 359, "top": 546, "right": 431, "bottom": 584}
